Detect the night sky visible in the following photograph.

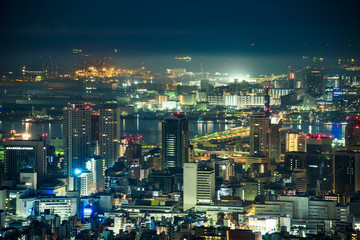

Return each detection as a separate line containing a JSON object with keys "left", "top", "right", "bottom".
{"left": 1, "top": 0, "right": 359, "bottom": 73}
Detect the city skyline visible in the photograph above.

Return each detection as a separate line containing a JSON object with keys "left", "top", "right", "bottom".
{"left": 1, "top": 0, "right": 360, "bottom": 239}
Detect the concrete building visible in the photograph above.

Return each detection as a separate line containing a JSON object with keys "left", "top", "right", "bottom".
{"left": 197, "top": 165, "right": 215, "bottom": 204}
{"left": 286, "top": 132, "right": 307, "bottom": 152}
{"left": 183, "top": 162, "right": 216, "bottom": 210}
{"left": 250, "top": 112, "right": 269, "bottom": 156}
{"left": 162, "top": 113, "right": 189, "bottom": 169}
{"left": 17, "top": 196, "right": 78, "bottom": 221}
{"left": 64, "top": 104, "right": 92, "bottom": 176}
{"left": 99, "top": 104, "right": 121, "bottom": 168}
{"left": 3, "top": 140, "right": 46, "bottom": 185}
{"left": 345, "top": 117, "right": 360, "bottom": 150}
{"left": 254, "top": 196, "right": 347, "bottom": 221}
{"left": 86, "top": 157, "right": 105, "bottom": 192}
{"left": 334, "top": 151, "right": 360, "bottom": 194}
{"left": 269, "top": 124, "right": 281, "bottom": 163}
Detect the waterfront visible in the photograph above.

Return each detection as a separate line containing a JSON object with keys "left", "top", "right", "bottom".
{"left": 0, "top": 119, "right": 346, "bottom": 144}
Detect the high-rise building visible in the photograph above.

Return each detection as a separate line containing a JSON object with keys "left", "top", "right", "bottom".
{"left": 86, "top": 157, "right": 105, "bottom": 193}
{"left": 334, "top": 151, "right": 360, "bottom": 194}
{"left": 64, "top": 104, "right": 92, "bottom": 176}
{"left": 250, "top": 112, "right": 269, "bottom": 156}
{"left": 306, "top": 134, "right": 332, "bottom": 154}
{"left": 286, "top": 132, "right": 307, "bottom": 152}
{"left": 162, "top": 113, "right": 189, "bottom": 169}
{"left": 284, "top": 151, "right": 333, "bottom": 193}
{"left": 197, "top": 164, "right": 215, "bottom": 204}
{"left": 183, "top": 162, "right": 215, "bottom": 210}
{"left": 183, "top": 163, "right": 197, "bottom": 210}
{"left": 79, "top": 170, "right": 94, "bottom": 197}
{"left": 3, "top": 140, "right": 46, "bottom": 185}
{"left": 345, "top": 117, "right": 360, "bottom": 150}
{"left": 305, "top": 68, "right": 325, "bottom": 98}
{"left": 269, "top": 124, "right": 281, "bottom": 162}
{"left": 99, "top": 104, "right": 121, "bottom": 168}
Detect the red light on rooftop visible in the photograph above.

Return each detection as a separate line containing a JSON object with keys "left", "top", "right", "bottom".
{"left": 306, "top": 136, "right": 310, "bottom": 139}
{"left": 356, "top": 126, "right": 359, "bottom": 129}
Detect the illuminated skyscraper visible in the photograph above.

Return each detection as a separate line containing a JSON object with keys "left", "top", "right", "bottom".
{"left": 269, "top": 124, "right": 281, "bottom": 162}
{"left": 345, "top": 117, "right": 360, "bottom": 151}
{"left": 286, "top": 132, "right": 307, "bottom": 152}
{"left": 183, "top": 162, "right": 215, "bottom": 210}
{"left": 250, "top": 112, "right": 269, "bottom": 156}
{"left": 3, "top": 140, "right": 46, "bottom": 185}
{"left": 99, "top": 104, "right": 121, "bottom": 168}
{"left": 334, "top": 151, "right": 360, "bottom": 194}
{"left": 162, "top": 113, "right": 189, "bottom": 169}
{"left": 305, "top": 68, "right": 325, "bottom": 98}
{"left": 64, "top": 104, "right": 92, "bottom": 176}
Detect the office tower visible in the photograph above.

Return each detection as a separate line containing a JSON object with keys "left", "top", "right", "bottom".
{"left": 305, "top": 68, "right": 325, "bottom": 98}
{"left": 306, "top": 134, "right": 332, "bottom": 154}
{"left": 162, "top": 113, "right": 189, "bottom": 169}
{"left": 64, "top": 104, "right": 92, "bottom": 176}
{"left": 183, "top": 162, "right": 215, "bottom": 210}
{"left": 3, "top": 140, "right": 46, "bottom": 185}
{"left": 183, "top": 163, "right": 197, "bottom": 210}
{"left": 345, "top": 117, "right": 360, "bottom": 150}
{"left": 99, "top": 104, "right": 121, "bottom": 168}
{"left": 86, "top": 157, "right": 105, "bottom": 192}
{"left": 78, "top": 170, "right": 94, "bottom": 197}
{"left": 249, "top": 112, "right": 269, "bottom": 156}
{"left": 197, "top": 164, "right": 215, "bottom": 204}
{"left": 334, "top": 151, "right": 360, "bottom": 194}
{"left": 286, "top": 132, "right": 307, "bottom": 152}
{"left": 285, "top": 151, "right": 333, "bottom": 193}
{"left": 269, "top": 124, "right": 281, "bottom": 162}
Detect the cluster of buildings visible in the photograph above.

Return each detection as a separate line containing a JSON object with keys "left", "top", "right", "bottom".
{"left": 0, "top": 96, "right": 360, "bottom": 239}
{"left": 1, "top": 59, "right": 360, "bottom": 239}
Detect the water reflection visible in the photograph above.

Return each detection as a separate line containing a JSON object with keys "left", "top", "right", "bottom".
{"left": 0, "top": 120, "right": 347, "bottom": 144}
